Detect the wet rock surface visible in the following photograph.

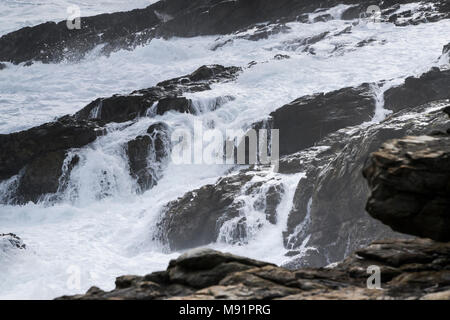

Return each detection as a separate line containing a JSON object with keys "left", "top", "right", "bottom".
{"left": 126, "top": 122, "right": 171, "bottom": 192}
{"left": 0, "top": 65, "right": 238, "bottom": 204}
{"left": 1, "top": 0, "right": 447, "bottom": 65}
{"left": 280, "top": 100, "right": 450, "bottom": 268}
{"left": 75, "top": 65, "right": 240, "bottom": 123}
{"left": 384, "top": 68, "right": 450, "bottom": 113}
{"left": 57, "top": 238, "right": 450, "bottom": 300}
{"left": 0, "top": 233, "right": 26, "bottom": 252}
{"left": 156, "top": 170, "right": 285, "bottom": 250}
{"left": 270, "top": 83, "right": 375, "bottom": 156}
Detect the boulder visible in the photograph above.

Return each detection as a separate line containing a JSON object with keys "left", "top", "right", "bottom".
{"left": 57, "top": 238, "right": 450, "bottom": 300}
{"left": 126, "top": 122, "right": 171, "bottom": 192}
{"left": 156, "top": 170, "right": 284, "bottom": 250}
{"left": 281, "top": 100, "right": 450, "bottom": 267}
{"left": 363, "top": 134, "right": 450, "bottom": 242}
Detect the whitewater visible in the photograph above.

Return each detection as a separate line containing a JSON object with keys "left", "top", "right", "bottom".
{"left": 0, "top": 2, "right": 449, "bottom": 299}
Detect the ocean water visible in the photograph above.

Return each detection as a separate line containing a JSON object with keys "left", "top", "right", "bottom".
{"left": 0, "top": 2, "right": 449, "bottom": 299}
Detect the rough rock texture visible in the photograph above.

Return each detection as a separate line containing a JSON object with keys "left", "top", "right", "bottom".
{"left": 0, "top": 116, "right": 101, "bottom": 181}
{"left": 270, "top": 83, "right": 375, "bottom": 156}
{"left": 75, "top": 65, "right": 240, "bottom": 123}
{"left": 157, "top": 169, "right": 284, "bottom": 251}
{"left": 363, "top": 135, "right": 450, "bottom": 242}
{"left": 2, "top": 0, "right": 447, "bottom": 65}
{"left": 280, "top": 100, "right": 450, "bottom": 268}
{"left": 126, "top": 122, "right": 171, "bottom": 192}
{"left": 57, "top": 239, "right": 450, "bottom": 300}
{"left": 384, "top": 68, "right": 450, "bottom": 113}
{"left": 0, "top": 65, "right": 238, "bottom": 204}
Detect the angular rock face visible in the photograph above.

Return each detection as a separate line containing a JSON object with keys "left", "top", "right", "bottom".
{"left": 75, "top": 65, "right": 240, "bottom": 123}
{"left": 157, "top": 170, "right": 285, "bottom": 250}
{"left": 0, "top": 117, "right": 100, "bottom": 181}
{"left": 0, "top": 65, "right": 238, "bottom": 204}
{"left": 281, "top": 101, "right": 450, "bottom": 268}
{"left": 126, "top": 122, "right": 171, "bottom": 192}
{"left": 57, "top": 239, "right": 450, "bottom": 300}
{"left": 384, "top": 68, "right": 450, "bottom": 113}
{"left": 2, "top": 0, "right": 446, "bottom": 65}
{"left": 363, "top": 135, "right": 450, "bottom": 242}
{"left": 270, "top": 83, "right": 375, "bottom": 156}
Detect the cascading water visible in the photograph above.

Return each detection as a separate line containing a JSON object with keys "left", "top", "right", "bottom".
{"left": 1, "top": 3, "right": 450, "bottom": 299}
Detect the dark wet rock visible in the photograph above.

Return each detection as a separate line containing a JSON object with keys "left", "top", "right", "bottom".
{"left": 279, "top": 31, "right": 330, "bottom": 52}
{"left": 0, "top": 233, "right": 26, "bottom": 251}
{"left": 0, "top": 65, "right": 238, "bottom": 204}
{"left": 126, "top": 122, "right": 171, "bottom": 192}
{"left": 157, "top": 170, "right": 284, "bottom": 250}
{"left": 75, "top": 65, "right": 240, "bottom": 123}
{"left": 15, "top": 151, "right": 75, "bottom": 204}
{"left": 0, "top": 63, "right": 6, "bottom": 70}
{"left": 0, "top": 116, "right": 101, "bottom": 182}
{"left": 363, "top": 134, "right": 450, "bottom": 242}
{"left": 155, "top": 97, "right": 193, "bottom": 115}
{"left": 58, "top": 238, "right": 450, "bottom": 300}
{"left": 1, "top": 0, "right": 446, "bottom": 65}
{"left": 274, "top": 54, "right": 290, "bottom": 60}
{"left": 270, "top": 83, "right": 375, "bottom": 156}
{"left": 384, "top": 68, "right": 450, "bottom": 113}
{"left": 280, "top": 101, "right": 450, "bottom": 267}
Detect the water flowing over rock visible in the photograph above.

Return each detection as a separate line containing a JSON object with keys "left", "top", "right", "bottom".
{"left": 75, "top": 65, "right": 241, "bottom": 123}
{"left": 0, "top": 65, "right": 238, "bottom": 204}
{"left": 384, "top": 68, "right": 450, "bottom": 113}
{"left": 1, "top": 0, "right": 448, "bottom": 65}
{"left": 156, "top": 170, "right": 284, "bottom": 250}
{"left": 270, "top": 83, "right": 375, "bottom": 156}
{"left": 0, "top": 233, "right": 26, "bottom": 252}
{"left": 363, "top": 134, "right": 450, "bottom": 242}
{"left": 126, "top": 122, "right": 171, "bottom": 193}
{"left": 57, "top": 238, "right": 450, "bottom": 300}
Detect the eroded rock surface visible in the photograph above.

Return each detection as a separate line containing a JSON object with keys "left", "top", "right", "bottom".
{"left": 57, "top": 239, "right": 450, "bottom": 300}
{"left": 363, "top": 135, "right": 450, "bottom": 241}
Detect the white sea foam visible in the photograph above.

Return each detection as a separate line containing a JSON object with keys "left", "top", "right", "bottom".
{"left": 0, "top": 2, "right": 449, "bottom": 299}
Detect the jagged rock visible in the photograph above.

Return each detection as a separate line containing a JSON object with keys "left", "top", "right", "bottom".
{"left": 126, "top": 122, "right": 171, "bottom": 192}
{"left": 0, "top": 65, "right": 237, "bottom": 204}
{"left": 280, "top": 101, "right": 450, "bottom": 267}
{"left": 15, "top": 151, "right": 79, "bottom": 204}
{"left": 75, "top": 65, "right": 240, "bottom": 123}
{"left": 270, "top": 83, "right": 375, "bottom": 156}
{"left": 57, "top": 238, "right": 450, "bottom": 300}
{"left": 384, "top": 68, "right": 450, "bottom": 113}
{"left": 363, "top": 134, "right": 450, "bottom": 242}
{"left": 0, "top": 116, "right": 101, "bottom": 182}
{"left": 157, "top": 169, "right": 284, "bottom": 250}
{"left": 0, "top": 233, "right": 26, "bottom": 251}
{"left": 2, "top": 0, "right": 444, "bottom": 65}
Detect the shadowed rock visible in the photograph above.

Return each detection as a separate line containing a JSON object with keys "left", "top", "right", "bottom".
{"left": 2, "top": 0, "right": 446, "bottom": 65}
{"left": 363, "top": 134, "right": 450, "bottom": 242}
{"left": 57, "top": 238, "right": 450, "bottom": 300}
{"left": 384, "top": 68, "right": 450, "bottom": 113}
{"left": 126, "top": 122, "right": 171, "bottom": 192}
